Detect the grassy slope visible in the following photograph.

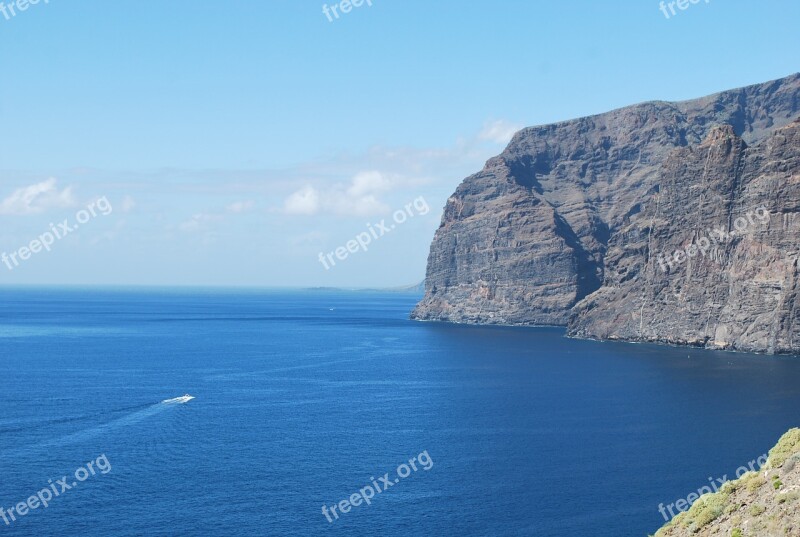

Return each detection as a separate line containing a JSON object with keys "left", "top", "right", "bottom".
{"left": 652, "top": 429, "right": 800, "bottom": 537}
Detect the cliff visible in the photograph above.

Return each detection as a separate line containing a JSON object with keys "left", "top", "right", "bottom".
{"left": 652, "top": 428, "right": 800, "bottom": 537}
{"left": 412, "top": 73, "right": 800, "bottom": 354}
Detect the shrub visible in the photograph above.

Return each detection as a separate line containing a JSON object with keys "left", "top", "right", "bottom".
{"left": 767, "top": 428, "right": 800, "bottom": 468}
{"left": 749, "top": 504, "right": 766, "bottom": 516}
{"left": 681, "top": 491, "right": 732, "bottom": 531}
{"left": 744, "top": 473, "right": 765, "bottom": 492}
{"left": 777, "top": 491, "right": 800, "bottom": 505}
{"left": 724, "top": 502, "right": 742, "bottom": 515}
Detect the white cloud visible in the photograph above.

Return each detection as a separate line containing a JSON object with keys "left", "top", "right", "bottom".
{"left": 226, "top": 200, "right": 255, "bottom": 214}
{"left": 332, "top": 192, "right": 389, "bottom": 216}
{"left": 479, "top": 119, "right": 522, "bottom": 145}
{"left": 179, "top": 213, "right": 223, "bottom": 232}
{"left": 0, "top": 178, "right": 76, "bottom": 215}
{"left": 282, "top": 171, "right": 399, "bottom": 218}
{"left": 175, "top": 200, "right": 254, "bottom": 234}
{"left": 284, "top": 186, "right": 321, "bottom": 215}
{"left": 346, "top": 171, "right": 393, "bottom": 197}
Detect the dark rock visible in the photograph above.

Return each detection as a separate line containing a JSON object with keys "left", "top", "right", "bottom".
{"left": 412, "top": 74, "right": 800, "bottom": 354}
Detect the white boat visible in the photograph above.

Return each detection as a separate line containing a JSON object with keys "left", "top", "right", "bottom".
{"left": 162, "top": 394, "right": 195, "bottom": 404}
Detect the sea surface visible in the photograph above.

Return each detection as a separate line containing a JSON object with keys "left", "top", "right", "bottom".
{"left": 1, "top": 288, "right": 800, "bottom": 536}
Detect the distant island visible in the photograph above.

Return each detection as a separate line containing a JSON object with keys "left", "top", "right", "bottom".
{"left": 305, "top": 281, "right": 425, "bottom": 294}
{"left": 413, "top": 73, "right": 800, "bottom": 356}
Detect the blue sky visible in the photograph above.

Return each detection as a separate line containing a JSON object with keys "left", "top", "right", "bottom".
{"left": 0, "top": 0, "right": 798, "bottom": 287}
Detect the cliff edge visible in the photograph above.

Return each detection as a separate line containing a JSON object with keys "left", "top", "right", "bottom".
{"left": 412, "top": 74, "right": 800, "bottom": 354}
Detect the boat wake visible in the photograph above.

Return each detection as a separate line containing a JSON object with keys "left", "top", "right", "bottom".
{"left": 3, "top": 396, "right": 197, "bottom": 457}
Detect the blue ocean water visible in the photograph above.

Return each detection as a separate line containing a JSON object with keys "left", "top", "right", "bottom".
{"left": 1, "top": 288, "right": 799, "bottom": 536}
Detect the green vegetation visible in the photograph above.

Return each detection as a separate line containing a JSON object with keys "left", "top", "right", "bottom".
{"left": 653, "top": 428, "right": 800, "bottom": 537}
{"left": 654, "top": 512, "right": 687, "bottom": 537}
{"left": 767, "top": 428, "right": 800, "bottom": 468}
{"left": 749, "top": 504, "right": 766, "bottom": 516}
{"left": 665, "top": 476, "right": 754, "bottom": 532}
{"left": 720, "top": 480, "right": 739, "bottom": 494}
{"left": 724, "top": 502, "right": 741, "bottom": 515}
{"left": 743, "top": 473, "right": 765, "bottom": 492}
{"left": 680, "top": 490, "right": 732, "bottom": 530}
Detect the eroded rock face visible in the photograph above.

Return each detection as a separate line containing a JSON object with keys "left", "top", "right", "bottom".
{"left": 412, "top": 73, "right": 800, "bottom": 354}
{"left": 569, "top": 122, "right": 800, "bottom": 354}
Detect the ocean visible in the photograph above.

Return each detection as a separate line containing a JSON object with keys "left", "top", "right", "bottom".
{"left": 1, "top": 288, "right": 799, "bottom": 536}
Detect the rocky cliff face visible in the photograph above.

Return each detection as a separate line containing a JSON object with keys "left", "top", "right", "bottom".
{"left": 569, "top": 121, "right": 800, "bottom": 353}
{"left": 412, "top": 74, "right": 800, "bottom": 354}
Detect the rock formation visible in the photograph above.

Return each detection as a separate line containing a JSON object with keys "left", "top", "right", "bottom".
{"left": 412, "top": 73, "right": 800, "bottom": 354}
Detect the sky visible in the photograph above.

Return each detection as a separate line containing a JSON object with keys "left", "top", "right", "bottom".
{"left": 0, "top": 0, "right": 798, "bottom": 288}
